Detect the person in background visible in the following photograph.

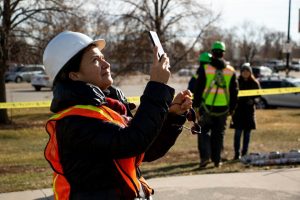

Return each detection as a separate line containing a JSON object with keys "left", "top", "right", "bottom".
{"left": 43, "top": 31, "right": 192, "bottom": 200}
{"left": 231, "top": 63, "right": 260, "bottom": 160}
{"left": 187, "top": 52, "right": 212, "bottom": 93}
{"left": 193, "top": 41, "right": 238, "bottom": 168}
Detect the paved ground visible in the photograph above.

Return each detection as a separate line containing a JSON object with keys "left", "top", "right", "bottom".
{"left": 5, "top": 71, "right": 300, "bottom": 102}
{"left": 1, "top": 167, "right": 299, "bottom": 200}
{"left": 4, "top": 74, "right": 191, "bottom": 102}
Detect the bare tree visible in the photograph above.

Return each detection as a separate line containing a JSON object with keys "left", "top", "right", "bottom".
{"left": 222, "top": 29, "right": 239, "bottom": 64}
{"left": 199, "top": 26, "right": 223, "bottom": 51}
{"left": 237, "top": 21, "right": 266, "bottom": 63}
{"left": 0, "top": 0, "right": 72, "bottom": 124}
{"left": 261, "top": 31, "right": 285, "bottom": 60}
{"left": 197, "top": 26, "right": 239, "bottom": 67}
{"left": 108, "top": 0, "right": 219, "bottom": 73}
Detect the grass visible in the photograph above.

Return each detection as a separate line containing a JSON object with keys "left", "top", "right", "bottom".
{"left": 0, "top": 108, "right": 300, "bottom": 193}
{"left": 0, "top": 108, "right": 52, "bottom": 193}
{"left": 141, "top": 109, "right": 300, "bottom": 177}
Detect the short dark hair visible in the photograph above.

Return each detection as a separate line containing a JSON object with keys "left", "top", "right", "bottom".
{"left": 53, "top": 43, "right": 97, "bottom": 86}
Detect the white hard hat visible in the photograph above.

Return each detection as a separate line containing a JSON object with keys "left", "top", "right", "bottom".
{"left": 43, "top": 31, "right": 106, "bottom": 80}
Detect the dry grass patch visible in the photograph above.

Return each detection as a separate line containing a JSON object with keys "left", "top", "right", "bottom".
{"left": 141, "top": 108, "right": 300, "bottom": 178}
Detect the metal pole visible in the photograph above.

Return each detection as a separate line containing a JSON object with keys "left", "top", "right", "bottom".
{"left": 286, "top": 0, "right": 291, "bottom": 77}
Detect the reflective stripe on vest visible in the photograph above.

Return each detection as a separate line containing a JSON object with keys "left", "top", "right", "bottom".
{"left": 45, "top": 105, "right": 143, "bottom": 200}
{"left": 202, "top": 64, "right": 234, "bottom": 106}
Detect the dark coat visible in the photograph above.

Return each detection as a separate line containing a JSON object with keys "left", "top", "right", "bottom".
{"left": 48, "top": 80, "right": 186, "bottom": 199}
{"left": 231, "top": 76, "right": 260, "bottom": 130}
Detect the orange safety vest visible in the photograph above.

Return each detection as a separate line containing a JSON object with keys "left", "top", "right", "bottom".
{"left": 45, "top": 104, "right": 149, "bottom": 200}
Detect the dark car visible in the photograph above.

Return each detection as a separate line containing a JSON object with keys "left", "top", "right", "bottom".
{"left": 264, "top": 60, "right": 286, "bottom": 72}
{"left": 257, "top": 76, "right": 300, "bottom": 108}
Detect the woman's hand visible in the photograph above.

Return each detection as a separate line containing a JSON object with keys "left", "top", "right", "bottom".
{"left": 169, "top": 90, "right": 193, "bottom": 115}
{"left": 150, "top": 46, "right": 171, "bottom": 84}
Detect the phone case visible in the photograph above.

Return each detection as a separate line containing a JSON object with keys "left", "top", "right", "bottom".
{"left": 148, "top": 31, "right": 165, "bottom": 58}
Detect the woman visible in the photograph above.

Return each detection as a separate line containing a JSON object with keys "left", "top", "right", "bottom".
{"left": 43, "top": 31, "right": 192, "bottom": 200}
{"left": 231, "top": 63, "right": 260, "bottom": 160}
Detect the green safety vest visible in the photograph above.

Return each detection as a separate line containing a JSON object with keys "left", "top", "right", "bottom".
{"left": 202, "top": 64, "right": 235, "bottom": 108}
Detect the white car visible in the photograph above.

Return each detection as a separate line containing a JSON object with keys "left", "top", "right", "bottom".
{"left": 5, "top": 65, "right": 45, "bottom": 83}
{"left": 31, "top": 73, "right": 53, "bottom": 91}
{"left": 291, "top": 61, "right": 300, "bottom": 71}
{"left": 252, "top": 66, "right": 273, "bottom": 79}
{"left": 178, "top": 68, "right": 195, "bottom": 76}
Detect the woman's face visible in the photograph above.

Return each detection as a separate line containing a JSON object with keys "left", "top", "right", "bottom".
{"left": 72, "top": 46, "right": 113, "bottom": 90}
{"left": 241, "top": 69, "right": 251, "bottom": 79}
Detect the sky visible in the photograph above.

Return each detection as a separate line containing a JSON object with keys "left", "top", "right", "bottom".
{"left": 204, "top": 0, "right": 300, "bottom": 42}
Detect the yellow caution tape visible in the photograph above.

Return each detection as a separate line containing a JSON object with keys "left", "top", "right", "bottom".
{"left": 0, "top": 98, "right": 141, "bottom": 109}
{"left": 126, "top": 96, "right": 140, "bottom": 104}
{"left": 0, "top": 101, "right": 51, "bottom": 109}
{"left": 0, "top": 87, "right": 300, "bottom": 109}
{"left": 238, "top": 87, "right": 300, "bottom": 97}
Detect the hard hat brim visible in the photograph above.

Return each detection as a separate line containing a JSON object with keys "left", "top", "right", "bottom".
{"left": 93, "top": 39, "right": 106, "bottom": 51}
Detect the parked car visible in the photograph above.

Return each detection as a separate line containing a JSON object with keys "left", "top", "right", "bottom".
{"left": 257, "top": 76, "right": 300, "bottom": 108}
{"left": 291, "top": 60, "right": 300, "bottom": 71}
{"left": 178, "top": 68, "right": 195, "bottom": 76}
{"left": 5, "top": 65, "right": 25, "bottom": 82}
{"left": 5, "top": 64, "right": 45, "bottom": 83}
{"left": 31, "top": 72, "right": 53, "bottom": 91}
{"left": 264, "top": 60, "right": 286, "bottom": 72}
{"left": 251, "top": 66, "right": 273, "bottom": 79}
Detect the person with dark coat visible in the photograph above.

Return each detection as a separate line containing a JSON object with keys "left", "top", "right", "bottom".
{"left": 43, "top": 31, "right": 192, "bottom": 200}
{"left": 231, "top": 63, "right": 260, "bottom": 160}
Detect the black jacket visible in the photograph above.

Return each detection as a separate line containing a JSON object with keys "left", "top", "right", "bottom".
{"left": 231, "top": 76, "right": 260, "bottom": 129}
{"left": 193, "top": 58, "right": 238, "bottom": 114}
{"left": 49, "top": 80, "right": 186, "bottom": 198}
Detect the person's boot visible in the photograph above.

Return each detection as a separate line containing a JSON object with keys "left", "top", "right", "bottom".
{"left": 241, "top": 150, "right": 248, "bottom": 157}
{"left": 199, "top": 159, "right": 210, "bottom": 168}
{"left": 214, "top": 161, "right": 223, "bottom": 168}
{"left": 233, "top": 152, "right": 240, "bottom": 160}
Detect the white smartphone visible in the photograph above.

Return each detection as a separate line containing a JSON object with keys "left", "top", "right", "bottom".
{"left": 148, "top": 31, "right": 165, "bottom": 59}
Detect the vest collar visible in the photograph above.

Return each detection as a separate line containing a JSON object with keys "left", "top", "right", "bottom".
{"left": 50, "top": 81, "right": 106, "bottom": 113}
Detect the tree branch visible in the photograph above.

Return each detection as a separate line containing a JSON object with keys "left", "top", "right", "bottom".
{"left": 11, "top": 7, "right": 63, "bottom": 29}
{"left": 172, "top": 16, "right": 219, "bottom": 68}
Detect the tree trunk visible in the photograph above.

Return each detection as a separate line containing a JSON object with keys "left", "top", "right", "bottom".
{"left": 0, "top": 0, "right": 11, "bottom": 124}
{"left": 0, "top": 69, "right": 9, "bottom": 124}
